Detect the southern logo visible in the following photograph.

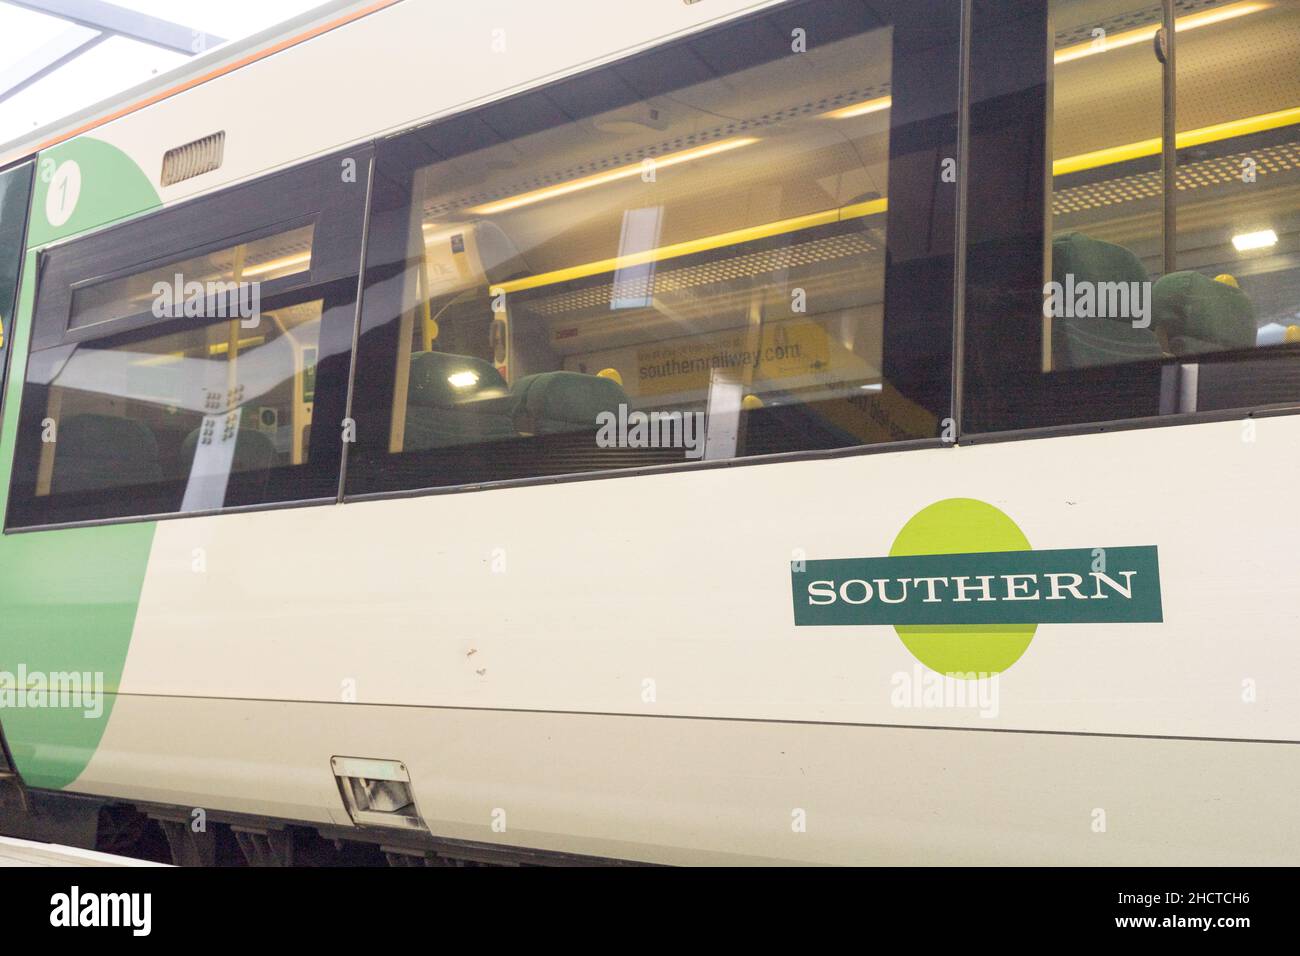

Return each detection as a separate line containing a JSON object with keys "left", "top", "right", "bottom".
{"left": 790, "top": 498, "right": 1162, "bottom": 675}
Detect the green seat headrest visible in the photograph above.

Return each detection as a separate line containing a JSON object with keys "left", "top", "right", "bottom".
{"left": 50, "top": 413, "right": 162, "bottom": 494}
{"left": 512, "top": 371, "right": 627, "bottom": 432}
{"left": 1152, "top": 271, "right": 1256, "bottom": 354}
{"left": 1050, "top": 232, "right": 1163, "bottom": 368}
{"left": 408, "top": 351, "right": 506, "bottom": 408}
{"left": 1052, "top": 232, "right": 1148, "bottom": 290}
{"left": 180, "top": 425, "right": 276, "bottom": 474}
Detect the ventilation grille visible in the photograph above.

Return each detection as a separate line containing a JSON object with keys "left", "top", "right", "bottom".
{"left": 161, "top": 131, "right": 225, "bottom": 186}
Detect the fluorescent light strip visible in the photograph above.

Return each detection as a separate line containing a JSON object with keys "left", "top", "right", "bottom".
{"left": 1232, "top": 229, "right": 1278, "bottom": 251}
{"left": 823, "top": 95, "right": 892, "bottom": 120}
{"left": 468, "top": 137, "right": 758, "bottom": 215}
{"left": 491, "top": 105, "right": 1296, "bottom": 296}
{"left": 493, "top": 197, "right": 886, "bottom": 295}
{"left": 803, "top": 4, "right": 1269, "bottom": 120}
{"left": 1053, "top": 0, "right": 1271, "bottom": 65}
{"left": 832, "top": 4, "right": 1267, "bottom": 122}
{"left": 455, "top": 0, "right": 1268, "bottom": 221}
{"left": 1053, "top": 105, "right": 1300, "bottom": 176}
{"left": 240, "top": 251, "right": 311, "bottom": 278}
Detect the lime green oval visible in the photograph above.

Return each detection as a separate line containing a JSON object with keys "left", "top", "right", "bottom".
{"left": 889, "top": 498, "right": 1036, "bottom": 677}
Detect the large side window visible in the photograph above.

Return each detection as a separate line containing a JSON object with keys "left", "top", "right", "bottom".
{"left": 964, "top": 0, "right": 1300, "bottom": 433}
{"left": 5, "top": 149, "right": 370, "bottom": 529}
{"left": 346, "top": 0, "right": 960, "bottom": 497}
{"left": 0, "top": 162, "right": 33, "bottom": 408}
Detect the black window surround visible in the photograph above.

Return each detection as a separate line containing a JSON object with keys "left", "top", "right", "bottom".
{"left": 343, "top": 0, "right": 964, "bottom": 501}
{"left": 960, "top": 0, "right": 1300, "bottom": 438}
{"left": 3, "top": 1, "right": 1296, "bottom": 532}
{"left": 5, "top": 148, "right": 372, "bottom": 531}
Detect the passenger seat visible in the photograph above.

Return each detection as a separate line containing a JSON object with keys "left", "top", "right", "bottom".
{"left": 1151, "top": 271, "right": 1256, "bottom": 355}
{"left": 50, "top": 413, "right": 163, "bottom": 494}
{"left": 1051, "top": 232, "right": 1165, "bottom": 369}
{"left": 510, "top": 370, "right": 628, "bottom": 435}
{"left": 403, "top": 351, "right": 516, "bottom": 449}
{"left": 178, "top": 425, "right": 276, "bottom": 501}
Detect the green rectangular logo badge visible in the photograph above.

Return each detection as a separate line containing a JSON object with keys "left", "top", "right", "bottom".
{"left": 792, "top": 546, "right": 1162, "bottom": 626}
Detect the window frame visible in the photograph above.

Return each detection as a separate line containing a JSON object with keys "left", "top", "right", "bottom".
{"left": 959, "top": 0, "right": 1300, "bottom": 441}
{"left": 342, "top": 0, "right": 965, "bottom": 503}
{"left": 61, "top": 212, "right": 318, "bottom": 340}
{"left": 0, "top": 160, "right": 34, "bottom": 437}
{"left": 4, "top": 147, "right": 373, "bottom": 532}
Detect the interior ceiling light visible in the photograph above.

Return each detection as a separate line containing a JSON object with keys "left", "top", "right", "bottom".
{"left": 239, "top": 252, "right": 311, "bottom": 278}
{"left": 823, "top": 95, "right": 892, "bottom": 120}
{"left": 1052, "top": 105, "right": 1300, "bottom": 176}
{"left": 1232, "top": 229, "right": 1278, "bottom": 251}
{"left": 1054, "top": 1, "right": 1271, "bottom": 65}
{"left": 469, "top": 137, "right": 757, "bottom": 215}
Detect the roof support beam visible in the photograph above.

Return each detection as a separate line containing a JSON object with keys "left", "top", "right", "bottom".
{"left": 3, "top": 0, "right": 225, "bottom": 55}
{"left": 0, "top": 25, "right": 105, "bottom": 107}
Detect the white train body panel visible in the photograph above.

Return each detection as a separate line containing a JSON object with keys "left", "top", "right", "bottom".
{"left": 65, "top": 416, "right": 1300, "bottom": 863}
{"left": 37, "top": 0, "right": 787, "bottom": 208}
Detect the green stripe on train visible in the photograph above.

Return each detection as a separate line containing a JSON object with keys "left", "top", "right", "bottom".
{"left": 0, "top": 139, "right": 159, "bottom": 790}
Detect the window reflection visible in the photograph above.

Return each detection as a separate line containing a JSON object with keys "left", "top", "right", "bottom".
{"left": 1048, "top": 0, "right": 1299, "bottom": 373}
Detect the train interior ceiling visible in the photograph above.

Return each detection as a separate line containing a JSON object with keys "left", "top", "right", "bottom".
{"left": 1049, "top": 0, "right": 1299, "bottom": 369}
{"left": 378, "top": 0, "right": 1300, "bottom": 457}
{"left": 382, "top": 17, "right": 895, "bottom": 459}
{"left": 22, "top": 0, "right": 1300, "bottom": 504}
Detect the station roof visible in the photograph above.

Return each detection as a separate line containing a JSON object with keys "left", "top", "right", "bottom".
{"left": 0, "top": 0, "right": 357, "bottom": 156}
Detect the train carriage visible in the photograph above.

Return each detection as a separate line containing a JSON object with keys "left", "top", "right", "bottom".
{"left": 0, "top": 0, "right": 1298, "bottom": 865}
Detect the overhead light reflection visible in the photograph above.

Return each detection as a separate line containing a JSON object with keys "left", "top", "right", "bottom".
{"left": 1053, "top": 0, "right": 1271, "bottom": 65}
{"left": 469, "top": 137, "right": 758, "bottom": 215}
{"left": 1232, "top": 229, "right": 1278, "bottom": 252}
{"left": 823, "top": 95, "right": 892, "bottom": 120}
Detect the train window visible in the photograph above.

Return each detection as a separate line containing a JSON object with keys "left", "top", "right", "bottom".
{"left": 1048, "top": 0, "right": 1165, "bottom": 372}
{"left": 5, "top": 151, "right": 369, "bottom": 529}
{"left": 68, "top": 224, "right": 314, "bottom": 332}
{"left": 345, "top": 0, "right": 961, "bottom": 497}
{"left": 964, "top": 0, "right": 1300, "bottom": 433}
{"left": 1165, "top": 0, "right": 1300, "bottom": 410}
